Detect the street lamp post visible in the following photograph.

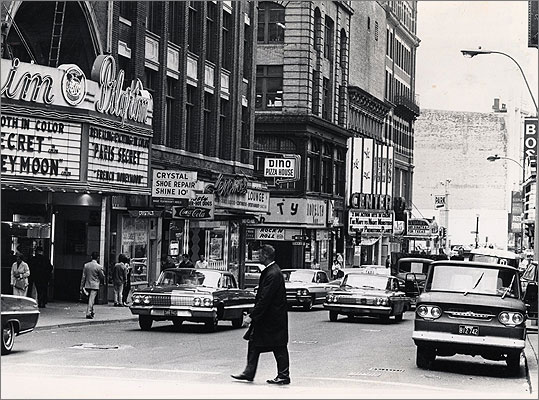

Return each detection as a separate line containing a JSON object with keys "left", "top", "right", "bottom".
{"left": 462, "top": 48, "right": 539, "bottom": 260}
{"left": 487, "top": 154, "right": 526, "bottom": 253}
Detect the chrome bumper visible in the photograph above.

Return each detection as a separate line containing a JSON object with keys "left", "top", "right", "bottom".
{"left": 412, "top": 330, "right": 526, "bottom": 349}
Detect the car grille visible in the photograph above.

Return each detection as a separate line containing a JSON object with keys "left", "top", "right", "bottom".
{"left": 336, "top": 296, "right": 375, "bottom": 305}
{"left": 445, "top": 308, "right": 496, "bottom": 321}
{"left": 147, "top": 295, "right": 171, "bottom": 307}
{"left": 170, "top": 296, "right": 194, "bottom": 306}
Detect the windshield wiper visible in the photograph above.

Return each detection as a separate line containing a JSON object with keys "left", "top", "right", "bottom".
{"left": 464, "top": 272, "right": 484, "bottom": 296}
{"left": 360, "top": 285, "right": 378, "bottom": 290}
{"left": 501, "top": 275, "right": 516, "bottom": 299}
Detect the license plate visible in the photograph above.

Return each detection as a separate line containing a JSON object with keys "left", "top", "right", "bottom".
{"left": 458, "top": 325, "right": 479, "bottom": 336}
{"left": 164, "top": 310, "right": 191, "bottom": 317}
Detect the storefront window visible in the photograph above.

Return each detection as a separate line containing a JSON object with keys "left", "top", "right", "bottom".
{"left": 121, "top": 217, "right": 149, "bottom": 283}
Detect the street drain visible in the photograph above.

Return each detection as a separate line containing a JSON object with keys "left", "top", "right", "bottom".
{"left": 369, "top": 367, "right": 405, "bottom": 373}
{"left": 70, "top": 343, "right": 132, "bottom": 350}
{"left": 291, "top": 340, "right": 318, "bottom": 344}
{"left": 348, "top": 372, "right": 382, "bottom": 377}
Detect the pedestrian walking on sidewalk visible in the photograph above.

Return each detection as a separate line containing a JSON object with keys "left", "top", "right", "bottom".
{"left": 231, "top": 244, "right": 291, "bottom": 385}
{"left": 80, "top": 252, "right": 105, "bottom": 319}
{"left": 122, "top": 257, "right": 132, "bottom": 306}
{"left": 28, "top": 246, "right": 53, "bottom": 308}
{"left": 112, "top": 254, "right": 128, "bottom": 306}
{"left": 11, "top": 253, "right": 30, "bottom": 297}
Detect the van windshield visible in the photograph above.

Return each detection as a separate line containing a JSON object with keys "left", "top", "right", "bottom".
{"left": 425, "top": 264, "right": 519, "bottom": 298}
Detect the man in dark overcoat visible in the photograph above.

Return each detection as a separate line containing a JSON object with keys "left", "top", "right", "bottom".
{"left": 231, "top": 244, "right": 290, "bottom": 385}
{"left": 29, "top": 246, "right": 53, "bottom": 308}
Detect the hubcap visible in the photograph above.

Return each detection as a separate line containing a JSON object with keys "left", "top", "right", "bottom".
{"left": 3, "top": 324, "right": 13, "bottom": 348}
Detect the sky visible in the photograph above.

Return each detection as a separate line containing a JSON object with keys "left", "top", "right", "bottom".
{"left": 416, "top": 1, "right": 538, "bottom": 114}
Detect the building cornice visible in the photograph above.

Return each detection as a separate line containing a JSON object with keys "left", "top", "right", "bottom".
{"left": 348, "top": 86, "right": 392, "bottom": 120}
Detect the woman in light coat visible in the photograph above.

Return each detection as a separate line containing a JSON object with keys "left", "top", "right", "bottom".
{"left": 11, "top": 253, "right": 30, "bottom": 296}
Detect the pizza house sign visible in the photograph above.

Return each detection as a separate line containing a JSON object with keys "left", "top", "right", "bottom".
{"left": 1, "top": 56, "right": 153, "bottom": 126}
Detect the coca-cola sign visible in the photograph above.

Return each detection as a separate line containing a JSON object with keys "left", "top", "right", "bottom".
{"left": 172, "top": 194, "right": 214, "bottom": 220}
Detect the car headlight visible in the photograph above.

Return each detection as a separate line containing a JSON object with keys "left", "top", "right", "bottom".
{"left": 143, "top": 295, "right": 150, "bottom": 305}
{"left": 132, "top": 295, "right": 141, "bottom": 304}
{"left": 416, "top": 305, "right": 442, "bottom": 319}
{"left": 498, "top": 311, "right": 524, "bottom": 326}
{"left": 203, "top": 298, "right": 212, "bottom": 307}
{"left": 376, "top": 297, "right": 389, "bottom": 306}
{"left": 296, "top": 289, "right": 302, "bottom": 296}
{"left": 193, "top": 297, "right": 201, "bottom": 307}
{"left": 302, "top": 289, "right": 309, "bottom": 296}
{"left": 326, "top": 294, "right": 334, "bottom": 302}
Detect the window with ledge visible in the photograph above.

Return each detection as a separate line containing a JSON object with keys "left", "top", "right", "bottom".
{"left": 321, "top": 144, "right": 333, "bottom": 194}
{"left": 256, "top": 65, "right": 283, "bottom": 110}
{"left": 167, "top": 1, "right": 181, "bottom": 44}
{"left": 334, "top": 147, "right": 345, "bottom": 196}
{"left": 219, "top": 99, "right": 230, "bottom": 159}
{"left": 321, "top": 77, "right": 331, "bottom": 121}
{"left": 146, "top": 1, "right": 161, "bottom": 34}
{"left": 203, "top": 92, "right": 213, "bottom": 155}
{"left": 222, "top": 10, "right": 232, "bottom": 70}
{"left": 324, "top": 16, "right": 334, "bottom": 60}
{"left": 307, "top": 139, "right": 321, "bottom": 192}
{"left": 314, "top": 8, "right": 322, "bottom": 52}
{"left": 185, "top": 85, "right": 197, "bottom": 151}
{"left": 165, "top": 78, "right": 177, "bottom": 147}
{"left": 339, "top": 29, "right": 347, "bottom": 69}
{"left": 257, "top": 2, "right": 285, "bottom": 43}
{"left": 188, "top": 2, "right": 202, "bottom": 55}
{"left": 120, "top": 2, "right": 135, "bottom": 20}
{"left": 312, "top": 69, "right": 320, "bottom": 116}
{"left": 206, "top": 1, "right": 217, "bottom": 62}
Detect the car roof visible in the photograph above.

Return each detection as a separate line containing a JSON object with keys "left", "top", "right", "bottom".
{"left": 163, "top": 268, "right": 228, "bottom": 274}
{"left": 469, "top": 247, "right": 518, "bottom": 260}
{"left": 397, "top": 257, "right": 433, "bottom": 264}
{"left": 431, "top": 260, "right": 519, "bottom": 271}
{"left": 344, "top": 271, "right": 396, "bottom": 279}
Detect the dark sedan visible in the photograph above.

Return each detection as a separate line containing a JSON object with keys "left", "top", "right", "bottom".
{"left": 130, "top": 268, "right": 255, "bottom": 331}
{"left": 1, "top": 294, "right": 40, "bottom": 354}
{"left": 324, "top": 272, "right": 410, "bottom": 323}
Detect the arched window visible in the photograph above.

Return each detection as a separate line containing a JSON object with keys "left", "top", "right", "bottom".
{"left": 4, "top": 2, "right": 99, "bottom": 75}
{"left": 257, "top": 2, "right": 285, "bottom": 43}
{"left": 324, "top": 16, "right": 334, "bottom": 60}
{"left": 314, "top": 8, "right": 322, "bottom": 52}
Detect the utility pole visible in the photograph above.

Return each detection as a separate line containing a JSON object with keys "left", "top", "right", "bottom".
{"left": 441, "top": 179, "right": 451, "bottom": 257}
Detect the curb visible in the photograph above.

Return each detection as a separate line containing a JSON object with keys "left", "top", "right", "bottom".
{"left": 35, "top": 317, "right": 137, "bottom": 331}
{"left": 524, "top": 331, "right": 538, "bottom": 395}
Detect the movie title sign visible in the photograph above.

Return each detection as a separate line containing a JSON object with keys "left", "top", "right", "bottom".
{"left": 0, "top": 113, "right": 81, "bottom": 180}
{"left": 88, "top": 125, "right": 150, "bottom": 188}
{"left": 348, "top": 210, "right": 394, "bottom": 235}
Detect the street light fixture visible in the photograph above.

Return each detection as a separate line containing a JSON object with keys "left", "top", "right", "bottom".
{"left": 461, "top": 49, "right": 538, "bottom": 111}
{"left": 463, "top": 48, "right": 539, "bottom": 261}
{"left": 486, "top": 154, "right": 524, "bottom": 170}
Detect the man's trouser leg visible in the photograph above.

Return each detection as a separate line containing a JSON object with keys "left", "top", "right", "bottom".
{"left": 87, "top": 289, "right": 97, "bottom": 316}
{"left": 243, "top": 341, "right": 261, "bottom": 378}
{"left": 273, "top": 345, "right": 290, "bottom": 379}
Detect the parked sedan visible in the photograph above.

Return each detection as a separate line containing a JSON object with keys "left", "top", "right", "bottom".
{"left": 1, "top": 294, "right": 40, "bottom": 354}
{"left": 282, "top": 269, "right": 337, "bottom": 310}
{"left": 324, "top": 272, "right": 410, "bottom": 323}
{"left": 412, "top": 260, "right": 526, "bottom": 374}
{"left": 130, "top": 268, "right": 255, "bottom": 332}
{"left": 244, "top": 262, "right": 263, "bottom": 289}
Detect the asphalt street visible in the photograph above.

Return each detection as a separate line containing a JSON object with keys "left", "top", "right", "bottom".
{"left": 1, "top": 306, "right": 534, "bottom": 399}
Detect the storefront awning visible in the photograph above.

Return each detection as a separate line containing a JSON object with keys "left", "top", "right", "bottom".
{"left": 359, "top": 237, "right": 380, "bottom": 246}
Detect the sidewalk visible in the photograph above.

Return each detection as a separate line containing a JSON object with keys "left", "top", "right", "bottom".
{"left": 34, "top": 300, "right": 136, "bottom": 330}
{"left": 32, "top": 301, "right": 539, "bottom": 395}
